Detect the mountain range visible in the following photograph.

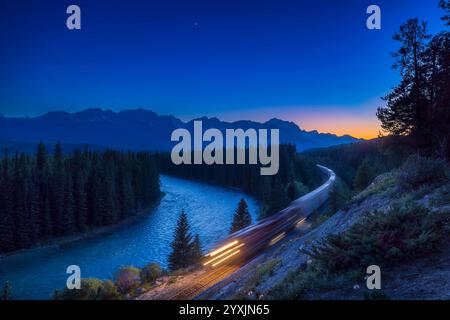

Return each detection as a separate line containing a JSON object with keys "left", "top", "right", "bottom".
{"left": 0, "top": 108, "right": 361, "bottom": 152}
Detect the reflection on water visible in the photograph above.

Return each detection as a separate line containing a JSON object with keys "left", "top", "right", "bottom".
{"left": 0, "top": 175, "right": 259, "bottom": 299}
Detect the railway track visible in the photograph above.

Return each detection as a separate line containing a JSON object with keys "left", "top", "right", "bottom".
{"left": 138, "top": 165, "right": 335, "bottom": 300}
{"left": 165, "top": 265, "right": 239, "bottom": 300}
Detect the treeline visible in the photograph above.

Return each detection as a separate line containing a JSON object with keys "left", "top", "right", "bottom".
{"left": 160, "top": 144, "right": 322, "bottom": 218}
{"left": 303, "top": 140, "right": 407, "bottom": 192}
{"left": 0, "top": 143, "right": 161, "bottom": 253}
{"left": 377, "top": 0, "right": 450, "bottom": 159}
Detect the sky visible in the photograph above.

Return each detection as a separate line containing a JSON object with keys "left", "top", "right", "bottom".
{"left": 0, "top": 0, "right": 446, "bottom": 139}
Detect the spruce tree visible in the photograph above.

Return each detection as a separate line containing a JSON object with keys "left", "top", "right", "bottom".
{"left": 353, "top": 159, "right": 373, "bottom": 190}
{"left": 230, "top": 198, "right": 252, "bottom": 234}
{"left": 0, "top": 150, "right": 15, "bottom": 252}
{"left": 168, "top": 210, "right": 193, "bottom": 271}
{"left": 190, "top": 234, "right": 203, "bottom": 265}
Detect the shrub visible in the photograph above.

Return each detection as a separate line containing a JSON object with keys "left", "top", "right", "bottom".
{"left": 115, "top": 266, "right": 141, "bottom": 294}
{"left": 140, "top": 263, "right": 163, "bottom": 284}
{"left": 396, "top": 155, "right": 448, "bottom": 190}
{"left": 54, "top": 278, "right": 102, "bottom": 300}
{"left": 306, "top": 205, "right": 449, "bottom": 275}
{"left": 98, "top": 280, "right": 121, "bottom": 300}
{"left": 431, "top": 184, "right": 450, "bottom": 206}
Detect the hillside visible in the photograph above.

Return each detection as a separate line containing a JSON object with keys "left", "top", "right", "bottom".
{"left": 200, "top": 155, "right": 450, "bottom": 300}
{"left": 0, "top": 108, "right": 361, "bottom": 152}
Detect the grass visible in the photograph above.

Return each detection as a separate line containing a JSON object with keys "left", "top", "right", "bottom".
{"left": 268, "top": 156, "right": 450, "bottom": 300}
{"left": 430, "top": 184, "right": 450, "bottom": 206}
{"left": 267, "top": 204, "right": 449, "bottom": 300}
{"left": 234, "top": 259, "right": 281, "bottom": 299}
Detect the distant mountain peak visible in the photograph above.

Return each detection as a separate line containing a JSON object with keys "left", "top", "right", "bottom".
{"left": 0, "top": 108, "right": 362, "bottom": 152}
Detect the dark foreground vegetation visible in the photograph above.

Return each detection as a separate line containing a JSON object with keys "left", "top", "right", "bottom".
{"left": 267, "top": 155, "right": 450, "bottom": 300}
{"left": 0, "top": 142, "right": 161, "bottom": 254}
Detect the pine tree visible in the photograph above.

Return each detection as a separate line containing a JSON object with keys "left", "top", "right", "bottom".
{"left": 440, "top": 0, "right": 450, "bottom": 26}
{"left": 0, "top": 145, "right": 161, "bottom": 254}
{"left": 0, "top": 150, "right": 15, "bottom": 252}
{"left": 353, "top": 159, "right": 373, "bottom": 190}
{"left": 230, "top": 198, "right": 252, "bottom": 234}
{"left": 190, "top": 234, "right": 203, "bottom": 265}
{"left": 168, "top": 210, "right": 193, "bottom": 271}
{"left": 376, "top": 18, "right": 435, "bottom": 153}
{"left": 62, "top": 171, "right": 75, "bottom": 234}
{"left": 51, "top": 142, "right": 65, "bottom": 235}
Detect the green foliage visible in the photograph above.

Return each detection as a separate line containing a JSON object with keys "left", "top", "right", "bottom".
{"left": 246, "top": 259, "right": 280, "bottom": 289}
{"left": 97, "top": 280, "right": 122, "bottom": 300}
{"left": 303, "top": 140, "right": 400, "bottom": 193}
{"left": 140, "top": 263, "right": 163, "bottom": 284}
{"left": 54, "top": 278, "right": 122, "bottom": 300}
{"left": 396, "top": 154, "right": 449, "bottom": 190}
{"left": 286, "top": 180, "right": 308, "bottom": 201}
{"left": 54, "top": 278, "right": 103, "bottom": 300}
{"left": 439, "top": 0, "right": 450, "bottom": 26}
{"left": 269, "top": 204, "right": 449, "bottom": 300}
{"left": 307, "top": 205, "right": 449, "bottom": 275}
{"left": 230, "top": 199, "right": 252, "bottom": 233}
{"left": 160, "top": 144, "right": 319, "bottom": 218}
{"left": 0, "top": 143, "right": 161, "bottom": 254}
{"left": 266, "top": 265, "right": 343, "bottom": 300}
{"left": 353, "top": 158, "right": 374, "bottom": 190}
{"left": 115, "top": 266, "right": 141, "bottom": 294}
{"left": 168, "top": 210, "right": 203, "bottom": 271}
{"left": 376, "top": 13, "right": 450, "bottom": 156}
{"left": 431, "top": 184, "right": 450, "bottom": 206}
{"left": 190, "top": 234, "right": 203, "bottom": 266}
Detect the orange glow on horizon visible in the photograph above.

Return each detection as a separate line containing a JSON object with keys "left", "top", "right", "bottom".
{"left": 185, "top": 100, "right": 384, "bottom": 140}
{"left": 297, "top": 116, "right": 381, "bottom": 140}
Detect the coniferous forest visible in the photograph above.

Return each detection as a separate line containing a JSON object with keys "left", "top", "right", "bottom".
{"left": 160, "top": 144, "right": 321, "bottom": 218}
{"left": 0, "top": 142, "right": 161, "bottom": 254}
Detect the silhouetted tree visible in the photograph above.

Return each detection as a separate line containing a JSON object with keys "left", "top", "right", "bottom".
{"left": 377, "top": 3, "right": 450, "bottom": 158}
{"left": 353, "top": 158, "right": 374, "bottom": 190}
{"left": 168, "top": 210, "right": 194, "bottom": 271}
{"left": 377, "top": 18, "right": 430, "bottom": 148}
{"left": 440, "top": 0, "right": 450, "bottom": 26}
{"left": 190, "top": 234, "right": 203, "bottom": 265}
{"left": 230, "top": 199, "right": 252, "bottom": 234}
{"left": 0, "top": 144, "right": 161, "bottom": 254}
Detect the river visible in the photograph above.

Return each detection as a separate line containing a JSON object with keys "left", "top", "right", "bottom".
{"left": 0, "top": 175, "right": 259, "bottom": 299}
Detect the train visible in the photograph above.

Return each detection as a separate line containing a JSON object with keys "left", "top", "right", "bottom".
{"left": 203, "top": 165, "right": 336, "bottom": 268}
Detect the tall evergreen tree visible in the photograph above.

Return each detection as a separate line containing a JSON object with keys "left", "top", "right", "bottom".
{"left": 0, "top": 150, "right": 15, "bottom": 252}
{"left": 353, "top": 159, "right": 373, "bottom": 191}
{"left": 190, "top": 234, "right": 203, "bottom": 266}
{"left": 230, "top": 199, "right": 252, "bottom": 234}
{"left": 168, "top": 210, "right": 193, "bottom": 271}
{"left": 377, "top": 18, "right": 431, "bottom": 148}
{"left": 0, "top": 144, "right": 161, "bottom": 254}
{"left": 440, "top": 0, "right": 450, "bottom": 26}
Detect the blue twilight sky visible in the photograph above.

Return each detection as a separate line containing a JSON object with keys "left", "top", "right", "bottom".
{"left": 0, "top": 0, "right": 446, "bottom": 138}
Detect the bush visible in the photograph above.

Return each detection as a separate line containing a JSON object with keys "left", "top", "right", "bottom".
{"left": 397, "top": 155, "right": 448, "bottom": 190}
{"left": 140, "top": 263, "right": 163, "bottom": 284}
{"left": 306, "top": 205, "right": 449, "bottom": 275}
{"left": 98, "top": 280, "right": 121, "bottom": 300}
{"left": 54, "top": 278, "right": 122, "bottom": 300}
{"left": 54, "top": 278, "right": 103, "bottom": 300}
{"left": 115, "top": 266, "right": 141, "bottom": 294}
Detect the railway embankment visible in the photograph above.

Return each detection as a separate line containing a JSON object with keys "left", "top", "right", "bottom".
{"left": 204, "top": 155, "right": 450, "bottom": 300}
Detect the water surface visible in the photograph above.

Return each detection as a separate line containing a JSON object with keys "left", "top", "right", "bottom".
{"left": 0, "top": 175, "right": 259, "bottom": 299}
